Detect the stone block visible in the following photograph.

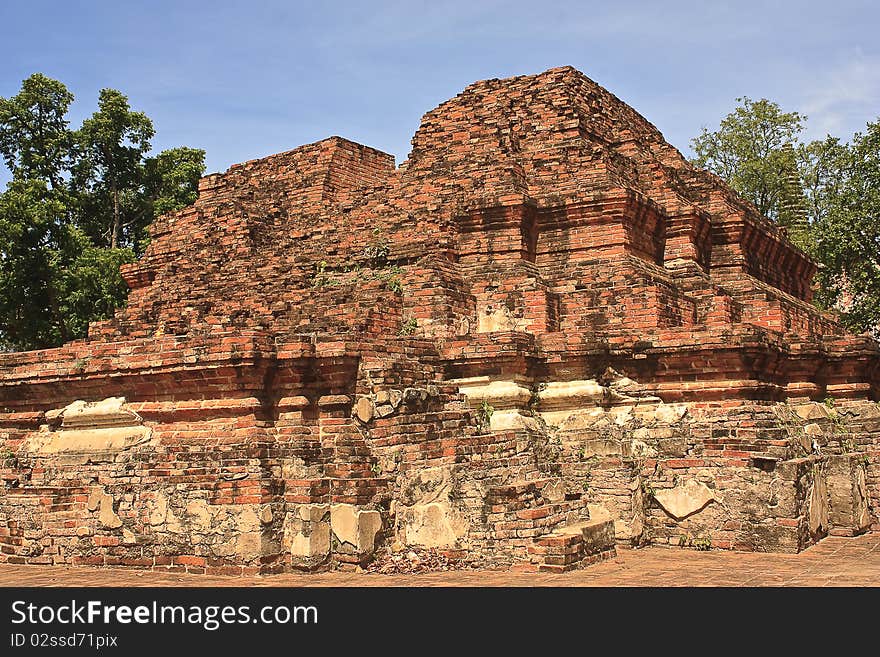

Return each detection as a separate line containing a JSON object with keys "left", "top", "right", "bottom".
{"left": 397, "top": 502, "right": 468, "bottom": 548}
{"left": 827, "top": 454, "right": 872, "bottom": 534}
{"left": 653, "top": 479, "right": 720, "bottom": 521}
{"left": 330, "top": 504, "right": 382, "bottom": 554}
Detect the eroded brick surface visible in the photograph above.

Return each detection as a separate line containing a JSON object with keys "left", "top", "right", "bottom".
{"left": 1, "top": 67, "right": 878, "bottom": 574}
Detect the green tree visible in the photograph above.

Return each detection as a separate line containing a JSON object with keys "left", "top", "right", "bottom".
{"left": 692, "top": 96, "right": 880, "bottom": 333}
{"left": 0, "top": 180, "right": 133, "bottom": 350}
{"left": 56, "top": 234, "right": 134, "bottom": 341}
{"left": 796, "top": 136, "right": 849, "bottom": 228}
{"left": 690, "top": 97, "right": 806, "bottom": 230}
{"left": 135, "top": 146, "right": 205, "bottom": 249}
{"left": 811, "top": 120, "right": 880, "bottom": 334}
{"left": 144, "top": 147, "right": 205, "bottom": 216}
{"left": 0, "top": 179, "right": 71, "bottom": 348}
{"left": 0, "top": 74, "right": 205, "bottom": 350}
{"left": 75, "top": 88, "right": 155, "bottom": 249}
{"left": 0, "top": 73, "right": 74, "bottom": 190}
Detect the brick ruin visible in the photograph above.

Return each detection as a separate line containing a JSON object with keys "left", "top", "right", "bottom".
{"left": 1, "top": 66, "right": 878, "bottom": 574}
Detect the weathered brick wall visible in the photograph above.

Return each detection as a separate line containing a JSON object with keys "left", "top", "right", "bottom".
{"left": 1, "top": 66, "right": 878, "bottom": 573}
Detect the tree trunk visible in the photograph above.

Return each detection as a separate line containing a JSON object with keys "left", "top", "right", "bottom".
{"left": 111, "top": 175, "right": 119, "bottom": 249}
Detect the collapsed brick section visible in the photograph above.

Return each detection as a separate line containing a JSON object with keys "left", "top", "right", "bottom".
{"left": 1, "top": 67, "right": 878, "bottom": 573}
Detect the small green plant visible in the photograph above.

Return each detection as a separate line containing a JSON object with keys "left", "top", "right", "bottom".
{"left": 385, "top": 276, "right": 403, "bottom": 294}
{"left": 830, "top": 411, "right": 847, "bottom": 435}
{"left": 640, "top": 480, "right": 656, "bottom": 498}
{"left": 371, "top": 265, "right": 404, "bottom": 294}
{"left": 399, "top": 317, "right": 418, "bottom": 336}
{"left": 823, "top": 396, "right": 836, "bottom": 409}
{"left": 692, "top": 536, "right": 712, "bottom": 551}
{"left": 477, "top": 401, "right": 494, "bottom": 429}
{"left": 528, "top": 385, "right": 543, "bottom": 411}
{"left": 364, "top": 231, "right": 390, "bottom": 266}
{"left": 0, "top": 446, "right": 16, "bottom": 468}
{"left": 370, "top": 463, "right": 382, "bottom": 475}
{"left": 676, "top": 533, "right": 710, "bottom": 550}
{"left": 311, "top": 261, "right": 339, "bottom": 288}
{"left": 72, "top": 357, "right": 89, "bottom": 372}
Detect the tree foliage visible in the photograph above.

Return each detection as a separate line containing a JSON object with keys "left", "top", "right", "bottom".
{"left": 691, "top": 98, "right": 880, "bottom": 335}
{"left": 0, "top": 73, "right": 205, "bottom": 351}
{"left": 0, "top": 179, "right": 70, "bottom": 348}
{"left": 75, "top": 88, "right": 155, "bottom": 249}
{"left": 691, "top": 97, "right": 806, "bottom": 228}
{"left": 0, "top": 73, "right": 74, "bottom": 190}
{"left": 796, "top": 136, "right": 849, "bottom": 228}
{"left": 811, "top": 121, "right": 880, "bottom": 333}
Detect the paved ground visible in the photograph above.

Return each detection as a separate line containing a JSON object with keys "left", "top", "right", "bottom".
{"left": 1, "top": 533, "right": 878, "bottom": 587}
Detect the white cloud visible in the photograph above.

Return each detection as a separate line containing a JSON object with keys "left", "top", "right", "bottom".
{"left": 800, "top": 50, "right": 880, "bottom": 140}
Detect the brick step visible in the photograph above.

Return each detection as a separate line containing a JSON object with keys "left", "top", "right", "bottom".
{"left": 485, "top": 478, "right": 553, "bottom": 503}
{"left": 487, "top": 486, "right": 591, "bottom": 545}
{"left": 485, "top": 477, "right": 583, "bottom": 508}
{"left": 523, "top": 518, "right": 616, "bottom": 573}
{"left": 486, "top": 501, "right": 579, "bottom": 523}
{"left": 0, "top": 486, "right": 91, "bottom": 509}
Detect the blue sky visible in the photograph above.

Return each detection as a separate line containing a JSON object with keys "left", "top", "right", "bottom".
{"left": 1, "top": 1, "right": 878, "bottom": 182}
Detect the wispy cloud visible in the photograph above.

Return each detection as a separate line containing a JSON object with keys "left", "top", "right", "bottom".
{"left": 800, "top": 51, "right": 880, "bottom": 140}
